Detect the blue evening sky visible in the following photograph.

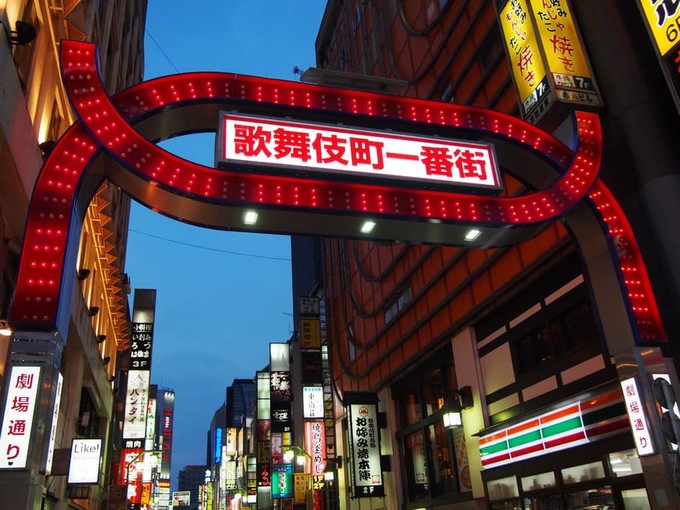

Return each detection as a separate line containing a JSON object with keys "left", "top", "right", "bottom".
{"left": 125, "top": 0, "right": 327, "bottom": 487}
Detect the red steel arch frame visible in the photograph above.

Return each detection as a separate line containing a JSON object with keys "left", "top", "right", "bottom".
{"left": 7, "top": 40, "right": 664, "bottom": 344}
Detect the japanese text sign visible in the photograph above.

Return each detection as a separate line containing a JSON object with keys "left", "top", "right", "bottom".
{"left": 300, "top": 297, "right": 320, "bottom": 316}
{"left": 301, "top": 318, "right": 321, "bottom": 349}
{"left": 637, "top": 0, "right": 680, "bottom": 57}
{"left": 130, "top": 322, "right": 154, "bottom": 370}
{"left": 347, "top": 401, "right": 384, "bottom": 497}
{"left": 0, "top": 365, "right": 41, "bottom": 469}
{"left": 304, "top": 420, "right": 327, "bottom": 476}
{"left": 123, "top": 370, "right": 150, "bottom": 440}
{"left": 218, "top": 113, "right": 501, "bottom": 191}
{"left": 528, "top": 0, "right": 600, "bottom": 107}
{"left": 303, "top": 387, "right": 325, "bottom": 419}
{"left": 271, "top": 464, "right": 293, "bottom": 498}
{"left": 498, "top": 0, "right": 601, "bottom": 120}
{"left": 621, "top": 377, "right": 655, "bottom": 455}
{"left": 499, "top": 0, "right": 549, "bottom": 115}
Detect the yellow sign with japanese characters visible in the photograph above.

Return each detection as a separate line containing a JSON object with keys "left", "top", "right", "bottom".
{"left": 530, "top": 0, "right": 590, "bottom": 78}
{"left": 499, "top": 0, "right": 547, "bottom": 108}
{"left": 637, "top": 0, "right": 680, "bottom": 57}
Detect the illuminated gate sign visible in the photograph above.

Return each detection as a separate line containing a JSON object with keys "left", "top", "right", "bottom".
{"left": 217, "top": 113, "right": 501, "bottom": 191}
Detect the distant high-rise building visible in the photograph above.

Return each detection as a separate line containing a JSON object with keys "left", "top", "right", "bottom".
{"left": 178, "top": 465, "right": 209, "bottom": 510}
{"left": 226, "top": 378, "right": 257, "bottom": 428}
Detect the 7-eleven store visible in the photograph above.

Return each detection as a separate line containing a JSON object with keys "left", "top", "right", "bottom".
{"left": 479, "top": 387, "right": 643, "bottom": 509}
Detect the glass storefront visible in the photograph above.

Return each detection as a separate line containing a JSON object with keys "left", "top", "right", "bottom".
{"left": 393, "top": 347, "right": 473, "bottom": 507}
{"left": 485, "top": 448, "right": 650, "bottom": 510}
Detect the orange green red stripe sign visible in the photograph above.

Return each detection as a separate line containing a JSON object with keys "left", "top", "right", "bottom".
{"left": 479, "top": 389, "right": 628, "bottom": 469}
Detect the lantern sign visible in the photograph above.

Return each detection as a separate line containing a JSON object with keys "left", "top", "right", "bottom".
{"left": 497, "top": 0, "right": 602, "bottom": 125}
{"left": 0, "top": 365, "right": 42, "bottom": 469}
{"left": 346, "top": 393, "right": 384, "bottom": 498}
{"left": 217, "top": 113, "right": 501, "bottom": 192}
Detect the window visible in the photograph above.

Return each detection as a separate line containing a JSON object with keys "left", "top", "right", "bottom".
{"left": 385, "top": 285, "right": 412, "bottom": 323}
{"left": 77, "top": 388, "right": 100, "bottom": 438}
{"left": 394, "top": 354, "right": 471, "bottom": 504}
{"left": 514, "top": 301, "right": 599, "bottom": 375}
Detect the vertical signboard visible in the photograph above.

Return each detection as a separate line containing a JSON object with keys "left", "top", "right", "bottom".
{"left": 0, "top": 365, "right": 42, "bottom": 468}
{"left": 346, "top": 394, "right": 384, "bottom": 498}
{"left": 303, "top": 387, "right": 325, "bottom": 419}
{"left": 529, "top": 0, "right": 600, "bottom": 106}
{"left": 271, "top": 464, "right": 293, "bottom": 498}
{"left": 621, "top": 377, "right": 655, "bottom": 456}
{"left": 637, "top": 0, "right": 680, "bottom": 112}
{"left": 123, "top": 370, "right": 150, "bottom": 439}
{"left": 300, "top": 319, "right": 321, "bottom": 349}
{"left": 270, "top": 343, "right": 292, "bottom": 433}
{"left": 497, "top": 0, "right": 601, "bottom": 125}
{"left": 304, "top": 421, "right": 327, "bottom": 477}
{"left": 124, "top": 289, "right": 156, "bottom": 441}
{"left": 159, "top": 390, "right": 175, "bottom": 481}
{"left": 499, "top": 0, "right": 550, "bottom": 120}
{"left": 45, "top": 372, "right": 63, "bottom": 474}
{"left": 257, "top": 371, "right": 272, "bottom": 488}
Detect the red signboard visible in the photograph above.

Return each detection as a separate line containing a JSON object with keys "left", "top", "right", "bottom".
{"left": 304, "top": 421, "right": 327, "bottom": 477}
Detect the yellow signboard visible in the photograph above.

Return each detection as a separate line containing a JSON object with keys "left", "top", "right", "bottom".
{"left": 499, "top": 0, "right": 547, "bottom": 106}
{"left": 530, "top": 0, "right": 590, "bottom": 78}
{"left": 529, "top": 0, "right": 599, "bottom": 106}
{"left": 294, "top": 473, "right": 311, "bottom": 504}
{"left": 300, "top": 318, "right": 321, "bottom": 349}
{"left": 638, "top": 0, "right": 680, "bottom": 57}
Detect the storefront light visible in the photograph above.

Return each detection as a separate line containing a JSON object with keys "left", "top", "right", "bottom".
{"left": 443, "top": 386, "right": 473, "bottom": 429}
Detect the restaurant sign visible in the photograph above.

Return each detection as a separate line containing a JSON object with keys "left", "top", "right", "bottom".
{"left": 346, "top": 394, "right": 384, "bottom": 498}
{"left": 497, "top": 0, "right": 602, "bottom": 125}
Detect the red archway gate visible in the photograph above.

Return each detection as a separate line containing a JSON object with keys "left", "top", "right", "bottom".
{"left": 0, "top": 40, "right": 673, "bottom": 510}
{"left": 10, "top": 41, "right": 663, "bottom": 345}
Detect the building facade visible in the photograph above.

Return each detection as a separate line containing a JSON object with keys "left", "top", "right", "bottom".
{"left": 0, "top": 1, "right": 146, "bottom": 509}
{"left": 309, "top": 1, "right": 680, "bottom": 510}
{"left": 178, "top": 464, "right": 210, "bottom": 510}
